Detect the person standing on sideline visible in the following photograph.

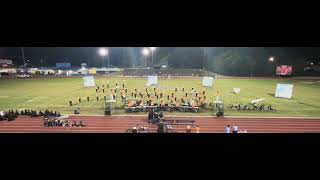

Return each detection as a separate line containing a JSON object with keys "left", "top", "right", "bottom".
{"left": 69, "top": 100, "right": 73, "bottom": 106}
{"left": 87, "top": 96, "right": 90, "bottom": 102}
{"left": 78, "top": 97, "right": 81, "bottom": 103}
{"left": 195, "top": 125, "right": 200, "bottom": 133}
{"left": 233, "top": 124, "right": 238, "bottom": 133}
{"left": 225, "top": 125, "right": 231, "bottom": 133}
{"left": 186, "top": 125, "right": 192, "bottom": 133}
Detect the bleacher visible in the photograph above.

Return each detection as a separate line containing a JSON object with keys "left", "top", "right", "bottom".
{"left": 123, "top": 68, "right": 206, "bottom": 77}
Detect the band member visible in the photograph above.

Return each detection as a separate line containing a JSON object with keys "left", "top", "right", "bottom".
{"left": 121, "top": 93, "right": 126, "bottom": 102}
{"left": 103, "top": 88, "right": 105, "bottom": 93}
{"left": 140, "top": 100, "right": 144, "bottom": 107}
{"left": 96, "top": 95, "right": 99, "bottom": 101}
{"left": 104, "top": 96, "right": 107, "bottom": 101}
{"left": 200, "top": 97, "right": 205, "bottom": 107}
{"left": 175, "top": 101, "right": 180, "bottom": 107}
{"left": 125, "top": 88, "right": 128, "bottom": 93}
{"left": 127, "top": 100, "right": 133, "bottom": 108}
{"left": 160, "top": 99, "right": 165, "bottom": 106}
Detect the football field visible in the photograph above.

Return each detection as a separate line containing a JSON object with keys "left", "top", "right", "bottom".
{"left": 1, "top": 77, "right": 320, "bottom": 117}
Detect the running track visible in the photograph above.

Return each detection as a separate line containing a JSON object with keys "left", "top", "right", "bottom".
{"left": 1, "top": 116, "right": 320, "bottom": 133}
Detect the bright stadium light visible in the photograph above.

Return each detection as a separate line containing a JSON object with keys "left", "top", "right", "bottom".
{"left": 142, "top": 48, "right": 150, "bottom": 56}
{"left": 269, "top": 56, "right": 274, "bottom": 62}
{"left": 99, "top": 48, "right": 108, "bottom": 57}
{"left": 98, "top": 48, "right": 110, "bottom": 73}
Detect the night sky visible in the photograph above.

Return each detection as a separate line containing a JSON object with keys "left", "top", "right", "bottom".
{"left": 0, "top": 47, "right": 319, "bottom": 67}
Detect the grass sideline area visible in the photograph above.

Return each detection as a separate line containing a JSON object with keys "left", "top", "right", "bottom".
{"left": 0, "top": 77, "right": 320, "bottom": 117}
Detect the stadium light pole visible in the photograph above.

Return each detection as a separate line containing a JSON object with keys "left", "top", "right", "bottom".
{"left": 99, "top": 48, "right": 109, "bottom": 74}
{"left": 150, "top": 47, "right": 157, "bottom": 68}
{"left": 142, "top": 48, "right": 150, "bottom": 68}
{"left": 21, "top": 47, "right": 25, "bottom": 68}
{"left": 268, "top": 56, "right": 276, "bottom": 77}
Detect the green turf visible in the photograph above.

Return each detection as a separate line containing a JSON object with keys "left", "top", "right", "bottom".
{"left": 0, "top": 77, "right": 320, "bottom": 117}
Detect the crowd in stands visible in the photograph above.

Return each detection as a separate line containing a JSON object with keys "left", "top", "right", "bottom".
{"left": 43, "top": 117, "right": 86, "bottom": 127}
{"left": 0, "top": 109, "right": 61, "bottom": 121}
{"left": 0, "top": 110, "right": 18, "bottom": 121}
{"left": 123, "top": 69, "right": 205, "bottom": 77}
